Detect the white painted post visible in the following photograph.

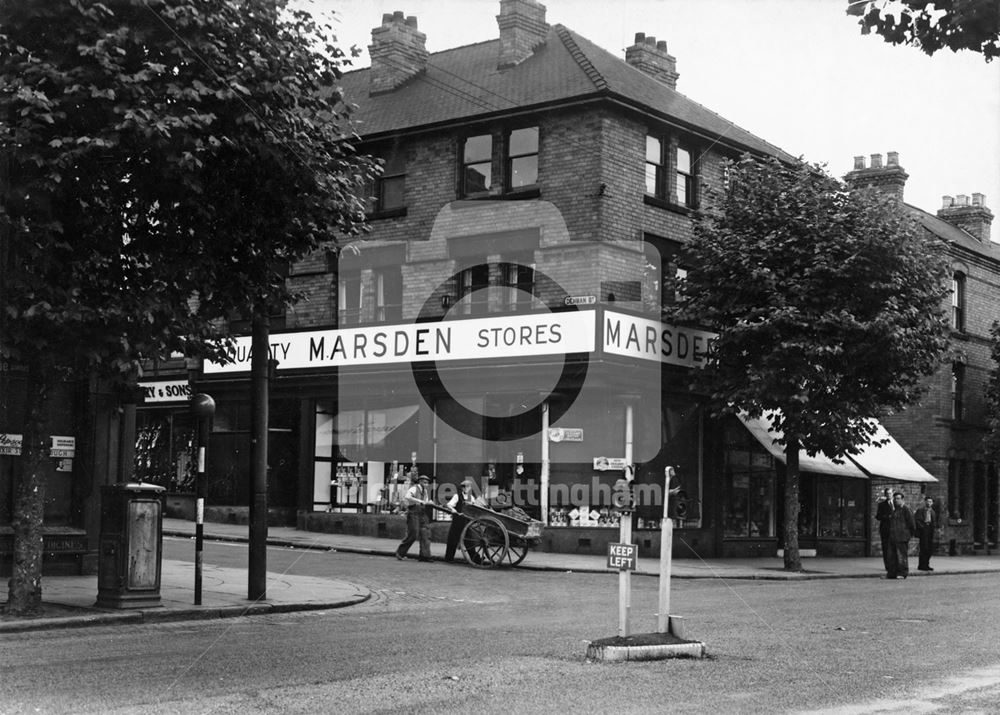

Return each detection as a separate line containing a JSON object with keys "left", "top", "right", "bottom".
{"left": 657, "top": 468, "right": 673, "bottom": 633}
{"left": 619, "top": 403, "right": 634, "bottom": 637}
{"left": 619, "top": 510, "right": 632, "bottom": 637}
{"left": 541, "top": 402, "right": 549, "bottom": 525}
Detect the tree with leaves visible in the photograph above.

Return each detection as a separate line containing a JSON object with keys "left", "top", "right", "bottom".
{"left": 672, "top": 156, "right": 950, "bottom": 571}
{"left": 0, "top": 0, "right": 376, "bottom": 616}
{"left": 848, "top": 0, "right": 1000, "bottom": 60}
{"left": 983, "top": 322, "right": 1000, "bottom": 463}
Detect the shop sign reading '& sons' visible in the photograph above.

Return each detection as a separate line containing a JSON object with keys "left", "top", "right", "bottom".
{"left": 205, "top": 312, "right": 597, "bottom": 374}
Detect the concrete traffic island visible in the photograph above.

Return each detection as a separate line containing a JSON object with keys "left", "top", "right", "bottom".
{"left": 586, "top": 627, "right": 706, "bottom": 663}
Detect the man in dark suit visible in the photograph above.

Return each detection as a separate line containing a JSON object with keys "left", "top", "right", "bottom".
{"left": 913, "top": 495, "right": 938, "bottom": 571}
{"left": 874, "top": 487, "right": 895, "bottom": 577}
{"left": 888, "top": 491, "right": 916, "bottom": 579}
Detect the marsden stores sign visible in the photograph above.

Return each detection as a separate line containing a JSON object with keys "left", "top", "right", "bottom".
{"left": 204, "top": 309, "right": 716, "bottom": 375}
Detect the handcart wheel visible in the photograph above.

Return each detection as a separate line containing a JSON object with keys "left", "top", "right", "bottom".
{"left": 504, "top": 540, "right": 530, "bottom": 567}
{"left": 460, "top": 516, "right": 509, "bottom": 568}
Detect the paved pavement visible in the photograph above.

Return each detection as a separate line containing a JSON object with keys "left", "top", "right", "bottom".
{"left": 2, "top": 517, "right": 999, "bottom": 633}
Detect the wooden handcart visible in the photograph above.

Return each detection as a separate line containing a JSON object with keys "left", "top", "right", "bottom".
{"left": 455, "top": 501, "right": 544, "bottom": 568}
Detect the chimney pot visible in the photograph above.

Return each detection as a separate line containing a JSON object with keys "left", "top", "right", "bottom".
{"left": 497, "top": 0, "right": 549, "bottom": 69}
{"left": 845, "top": 151, "right": 906, "bottom": 201}
{"left": 938, "top": 192, "right": 993, "bottom": 242}
{"left": 626, "top": 29, "right": 679, "bottom": 89}
{"left": 369, "top": 10, "right": 429, "bottom": 95}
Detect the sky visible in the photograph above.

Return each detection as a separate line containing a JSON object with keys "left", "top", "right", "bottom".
{"left": 308, "top": 0, "right": 1000, "bottom": 237}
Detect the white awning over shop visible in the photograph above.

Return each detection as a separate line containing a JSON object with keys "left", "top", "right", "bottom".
{"left": 738, "top": 413, "right": 868, "bottom": 479}
{"left": 847, "top": 420, "right": 937, "bottom": 483}
{"left": 737, "top": 412, "right": 937, "bottom": 483}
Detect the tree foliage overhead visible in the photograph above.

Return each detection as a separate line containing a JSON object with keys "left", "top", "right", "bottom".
{"left": 672, "top": 156, "right": 950, "bottom": 570}
{"left": 0, "top": 0, "right": 376, "bottom": 616}
{"left": 848, "top": 0, "right": 1000, "bottom": 60}
{"left": 1, "top": 0, "right": 375, "bottom": 379}
{"left": 983, "top": 321, "right": 1000, "bottom": 461}
{"left": 676, "top": 156, "right": 950, "bottom": 454}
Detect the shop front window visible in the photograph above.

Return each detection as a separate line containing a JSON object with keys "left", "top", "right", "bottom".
{"left": 134, "top": 410, "right": 197, "bottom": 492}
{"left": 815, "top": 477, "right": 866, "bottom": 538}
{"left": 723, "top": 419, "right": 775, "bottom": 538}
{"left": 315, "top": 400, "right": 420, "bottom": 513}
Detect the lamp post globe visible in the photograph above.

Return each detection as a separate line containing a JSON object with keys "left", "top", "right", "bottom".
{"left": 190, "top": 393, "right": 216, "bottom": 419}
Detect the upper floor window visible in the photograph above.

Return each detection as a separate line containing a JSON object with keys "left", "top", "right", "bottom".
{"left": 456, "top": 263, "right": 490, "bottom": 315}
{"left": 338, "top": 271, "right": 362, "bottom": 326}
{"left": 645, "top": 135, "right": 697, "bottom": 209}
{"left": 364, "top": 146, "right": 406, "bottom": 215}
{"left": 506, "top": 127, "right": 539, "bottom": 190}
{"left": 452, "top": 260, "right": 535, "bottom": 316}
{"left": 952, "top": 272, "right": 966, "bottom": 332}
{"left": 499, "top": 260, "right": 535, "bottom": 311}
{"left": 374, "top": 268, "right": 403, "bottom": 323}
{"left": 462, "top": 134, "right": 493, "bottom": 195}
{"left": 644, "top": 235, "right": 686, "bottom": 313}
{"left": 675, "top": 145, "right": 694, "bottom": 207}
{"left": 951, "top": 362, "right": 965, "bottom": 421}
{"left": 645, "top": 135, "right": 665, "bottom": 197}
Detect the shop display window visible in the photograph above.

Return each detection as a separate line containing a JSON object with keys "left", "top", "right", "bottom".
{"left": 134, "top": 411, "right": 197, "bottom": 493}
{"left": 815, "top": 477, "right": 866, "bottom": 539}
{"left": 723, "top": 419, "right": 775, "bottom": 538}
{"left": 315, "top": 400, "right": 420, "bottom": 512}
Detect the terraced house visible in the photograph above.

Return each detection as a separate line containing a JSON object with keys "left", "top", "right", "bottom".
{"left": 134, "top": 0, "right": 998, "bottom": 562}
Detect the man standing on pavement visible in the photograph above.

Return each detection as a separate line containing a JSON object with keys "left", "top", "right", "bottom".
{"left": 913, "top": 495, "right": 938, "bottom": 571}
{"left": 875, "top": 487, "right": 895, "bottom": 577}
{"left": 888, "top": 491, "right": 916, "bottom": 579}
{"left": 396, "top": 474, "right": 433, "bottom": 562}
{"left": 443, "top": 478, "right": 474, "bottom": 563}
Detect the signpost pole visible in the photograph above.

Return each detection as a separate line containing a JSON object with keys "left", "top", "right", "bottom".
{"left": 618, "top": 512, "right": 632, "bottom": 637}
{"left": 541, "top": 402, "right": 550, "bottom": 525}
{"left": 657, "top": 469, "right": 673, "bottom": 633}
{"left": 189, "top": 393, "right": 215, "bottom": 607}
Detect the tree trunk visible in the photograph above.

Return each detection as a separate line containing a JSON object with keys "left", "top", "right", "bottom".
{"left": 247, "top": 310, "right": 269, "bottom": 601}
{"left": 5, "top": 369, "right": 51, "bottom": 616}
{"left": 783, "top": 436, "right": 802, "bottom": 572}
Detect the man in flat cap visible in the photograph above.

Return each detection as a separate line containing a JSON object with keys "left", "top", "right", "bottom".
{"left": 396, "top": 474, "right": 433, "bottom": 562}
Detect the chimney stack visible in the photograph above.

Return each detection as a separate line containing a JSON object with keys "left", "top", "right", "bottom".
{"left": 625, "top": 32, "right": 679, "bottom": 89}
{"left": 497, "top": 0, "right": 548, "bottom": 69}
{"left": 843, "top": 151, "right": 908, "bottom": 202}
{"left": 938, "top": 192, "right": 993, "bottom": 243}
{"left": 369, "top": 11, "right": 428, "bottom": 95}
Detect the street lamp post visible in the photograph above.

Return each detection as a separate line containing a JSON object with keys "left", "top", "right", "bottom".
{"left": 189, "top": 393, "right": 215, "bottom": 606}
